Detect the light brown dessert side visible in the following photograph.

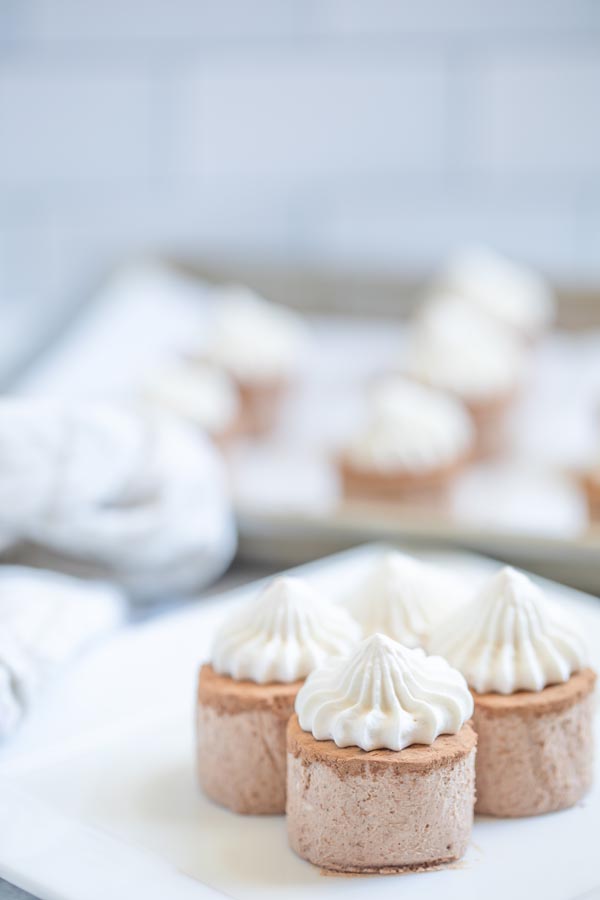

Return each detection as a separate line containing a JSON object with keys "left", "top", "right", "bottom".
{"left": 236, "top": 376, "right": 289, "bottom": 436}
{"left": 581, "top": 471, "right": 600, "bottom": 522}
{"left": 197, "top": 663, "right": 301, "bottom": 815}
{"left": 338, "top": 454, "right": 467, "bottom": 505}
{"left": 473, "top": 668, "right": 596, "bottom": 818}
{"left": 464, "top": 389, "right": 517, "bottom": 457}
{"left": 286, "top": 715, "right": 477, "bottom": 873}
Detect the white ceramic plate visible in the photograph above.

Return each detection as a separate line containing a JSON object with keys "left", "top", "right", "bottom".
{"left": 0, "top": 545, "right": 599, "bottom": 900}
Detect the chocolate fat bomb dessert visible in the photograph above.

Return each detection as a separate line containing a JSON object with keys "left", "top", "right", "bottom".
{"left": 431, "top": 566, "right": 595, "bottom": 817}
{"left": 339, "top": 376, "right": 474, "bottom": 505}
{"left": 197, "top": 576, "right": 359, "bottom": 814}
{"left": 438, "top": 245, "right": 556, "bottom": 342}
{"left": 405, "top": 297, "right": 525, "bottom": 457}
{"left": 203, "top": 285, "right": 308, "bottom": 436}
{"left": 287, "top": 633, "right": 476, "bottom": 873}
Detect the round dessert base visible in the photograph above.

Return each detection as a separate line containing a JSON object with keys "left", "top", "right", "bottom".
{"left": 337, "top": 456, "right": 465, "bottom": 508}
{"left": 197, "top": 663, "right": 302, "bottom": 815}
{"left": 286, "top": 715, "right": 476, "bottom": 873}
{"left": 473, "top": 668, "right": 596, "bottom": 818}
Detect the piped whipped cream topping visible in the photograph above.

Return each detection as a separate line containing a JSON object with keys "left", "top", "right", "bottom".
{"left": 430, "top": 567, "right": 587, "bottom": 694}
{"left": 296, "top": 633, "right": 473, "bottom": 751}
{"left": 211, "top": 576, "right": 361, "bottom": 684}
{"left": 439, "top": 246, "right": 555, "bottom": 337}
{"left": 343, "top": 552, "right": 450, "bottom": 648}
{"left": 205, "top": 285, "right": 308, "bottom": 383}
{"left": 145, "top": 360, "right": 240, "bottom": 435}
{"left": 344, "top": 377, "right": 474, "bottom": 473}
{"left": 406, "top": 295, "right": 525, "bottom": 402}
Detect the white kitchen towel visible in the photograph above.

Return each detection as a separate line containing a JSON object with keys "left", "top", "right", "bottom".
{"left": 0, "top": 399, "right": 237, "bottom": 601}
{"left": 0, "top": 567, "right": 124, "bottom": 739}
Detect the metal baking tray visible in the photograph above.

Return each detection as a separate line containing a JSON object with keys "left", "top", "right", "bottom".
{"left": 11, "top": 258, "right": 600, "bottom": 595}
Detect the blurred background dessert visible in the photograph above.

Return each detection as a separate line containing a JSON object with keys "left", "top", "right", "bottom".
{"left": 339, "top": 376, "right": 475, "bottom": 505}
{"left": 434, "top": 246, "right": 556, "bottom": 342}
{"left": 200, "top": 285, "right": 309, "bottom": 435}
{"left": 405, "top": 295, "right": 526, "bottom": 455}
{"left": 144, "top": 359, "right": 243, "bottom": 445}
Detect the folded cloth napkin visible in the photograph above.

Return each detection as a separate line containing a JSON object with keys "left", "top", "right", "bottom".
{"left": 0, "top": 566, "right": 124, "bottom": 739}
{"left": 0, "top": 399, "right": 237, "bottom": 601}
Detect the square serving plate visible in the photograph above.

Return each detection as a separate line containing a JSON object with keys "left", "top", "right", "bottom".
{"left": 0, "top": 544, "right": 599, "bottom": 900}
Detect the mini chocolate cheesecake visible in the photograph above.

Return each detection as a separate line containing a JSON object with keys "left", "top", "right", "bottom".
{"left": 202, "top": 285, "right": 308, "bottom": 437}
{"left": 197, "top": 665, "right": 301, "bottom": 814}
{"left": 196, "top": 576, "right": 359, "bottom": 815}
{"left": 405, "top": 296, "right": 525, "bottom": 458}
{"left": 287, "top": 715, "right": 476, "bottom": 873}
{"left": 431, "top": 566, "right": 595, "bottom": 818}
{"left": 287, "top": 634, "right": 476, "bottom": 873}
{"left": 338, "top": 376, "right": 474, "bottom": 507}
{"left": 473, "top": 669, "right": 596, "bottom": 817}
{"left": 437, "top": 246, "right": 556, "bottom": 342}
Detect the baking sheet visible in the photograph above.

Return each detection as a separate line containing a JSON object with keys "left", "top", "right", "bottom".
{"left": 12, "top": 260, "right": 600, "bottom": 585}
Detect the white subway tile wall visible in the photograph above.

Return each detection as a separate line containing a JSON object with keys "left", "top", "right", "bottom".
{"left": 480, "top": 51, "right": 600, "bottom": 174}
{"left": 0, "top": 0, "right": 599, "bottom": 308}
{"left": 0, "top": 65, "right": 155, "bottom": 183}
{"left": 175, "top": 54, "right": 448, "bottom": 179}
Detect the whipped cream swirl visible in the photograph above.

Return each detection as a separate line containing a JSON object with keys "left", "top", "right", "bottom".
{"left": 205, "top": 285, "right": 308, "bottom": 383}
{"left": 439, "top": 246, "right": 555, "bottom": 337}
{"left": 345, "top": 377, "right": 473, "bottom": 473}
{"left": 406, "top": 295, "right": 524, "bottom": 402}
{"left": 296, "top": 633, "right": 473, "bottom": 751}
{"left": 343, "top": 552, "right": 449, "bottom": 648}
{"left": 430, "top": 567, "right": 587, "bottom": 694}
{"left": 211, "top": 576, "right": 360, "bottom": 684}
